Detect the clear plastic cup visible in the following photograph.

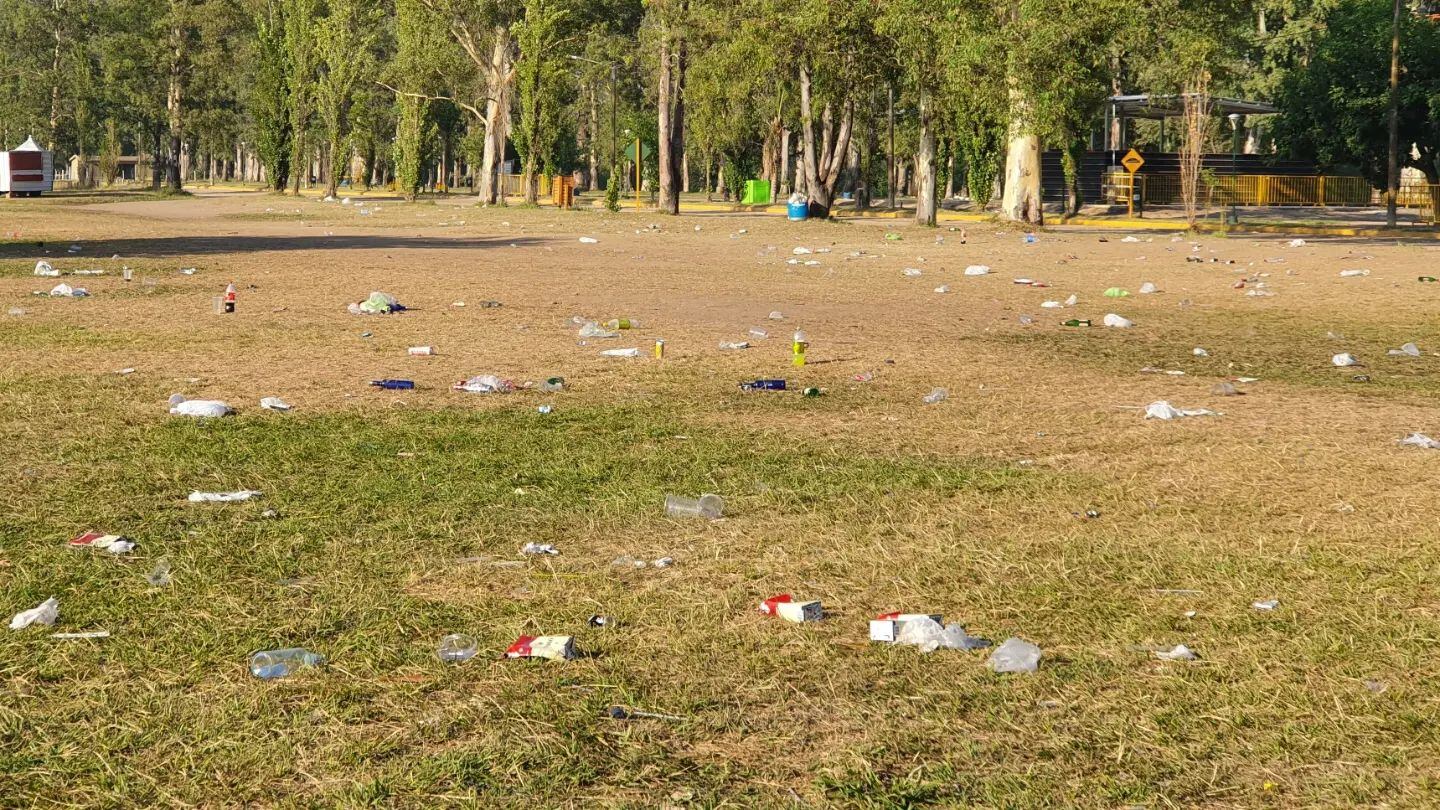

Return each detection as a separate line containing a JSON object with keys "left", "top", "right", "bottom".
{"left": 437, "top": 633, "right": 478, "bottom": 663}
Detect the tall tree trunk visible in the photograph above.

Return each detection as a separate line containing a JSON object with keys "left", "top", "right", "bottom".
{"left": 586, "top": 84, "right": 599, "bottom": 191}
{"left": 656, "top": 6, "right": 687, "bottom": 216}
{"left": 886, "top": 84, "right": 896, "bottom": 209}
{"left": 915, "top": 90, "right": 936, "bottom": 226}
{"left": 943, "top": 140, "right": 955, "bottom": 200}
{"left": 1001, "top": 83, "right": 1043, "bottom": 225}
{"left": 777, "top": 129, "right": 789, "bottom": 202}
{"left": 1062, "top": 137, "right": 1084, "bottom": 216}
{"left": 799, "top": 62, "right": 853, "bottom": 219}
{"left": 681, "top": 150, "right": 689, "bottom": 193}
{"left": 478, "top": 27, "right": 513, "bottom": 203}
{"left": 48, "top": 0, "right": 61, "bottom": 152}
{"left": 166, "top": 4, "right": 185, "bottom": 192}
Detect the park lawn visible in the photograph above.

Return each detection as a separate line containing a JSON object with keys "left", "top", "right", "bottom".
{"left": 2, "top": 371, "right": 1437, "bottom": 808}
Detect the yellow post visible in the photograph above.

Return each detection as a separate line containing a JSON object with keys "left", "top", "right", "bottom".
{"left": 1318, "top": 175, "right": 1326, "bottom": 207}
{"left": 1127, "top": 170, "right": 1135, "bottom": 217}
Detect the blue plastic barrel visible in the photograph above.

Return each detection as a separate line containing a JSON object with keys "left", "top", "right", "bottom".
{"left": 787, "top": 199, "right": 809, "bottom": 221}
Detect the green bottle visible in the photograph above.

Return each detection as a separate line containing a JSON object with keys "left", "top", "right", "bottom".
{"left": 1063, "top": 318, "right": 1092, "bottom": 327}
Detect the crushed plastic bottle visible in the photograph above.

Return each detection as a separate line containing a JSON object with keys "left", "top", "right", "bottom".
{"left": 987, "top": 637, "right": 1042, "bottom": 673}
{"left": 146, "top": 558, "right": 172, "bottom": 587}
{"left": 249, "top": 648, "right": 324, "bottom": 679}
{"left": 578, "top": 321, "right": 619, "bottom": 339}
{"left": 922, "top": 388, "right": 948, "bottom": 404}
{"left": 437, "top": 633, "right": 479, "bottom": 663}
{"left": 664, "top": 494, "right": 724, "bottom": 519}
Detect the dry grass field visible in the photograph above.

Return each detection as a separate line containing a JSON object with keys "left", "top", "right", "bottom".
{"left": 3, "top": 189, "right": 1440, "bottom": 808}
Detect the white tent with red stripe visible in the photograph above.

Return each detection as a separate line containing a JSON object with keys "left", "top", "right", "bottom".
{"left": 1, "top": 137, "right": 55, "bottom": 196}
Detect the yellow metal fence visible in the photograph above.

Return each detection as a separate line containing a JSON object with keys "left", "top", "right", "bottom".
{"left": 1105, "top": 172, "right": 1439, "bottom": 220}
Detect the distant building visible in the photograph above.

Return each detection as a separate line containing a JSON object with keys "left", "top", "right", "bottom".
{"left": 66, "top": 154, "right": 154, "bottom": 184}
{"left": 1, "top": 137, "right": 54, "bottom": 196}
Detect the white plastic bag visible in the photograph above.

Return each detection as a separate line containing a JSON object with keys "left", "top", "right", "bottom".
{"left": 168, "top": 394, "right": 232, "bottom": 418}
{"left": 1102, "top": 313, "right": 1133, "bottom": 328}
{"left": 987, "top": 637, "right": 1042, "bottom": 673}
{"left": 34, "top": 261, "right": 58, "bottom": 277}
{"left": 10, "top": 597, "right": 58, "bottom": 630}
{"left": 963, "top": 265, "right": 990, "bottom": 276}
{"left": 188, "top": 490, "right": 262, "bottom": 503}
{"left": 1145, "top": 400, "right": 1215, "bottom": 420}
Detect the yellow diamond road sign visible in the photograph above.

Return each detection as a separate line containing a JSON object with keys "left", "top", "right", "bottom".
{"left": 1121, "top": 149, "right": 1145, "bottom": 174}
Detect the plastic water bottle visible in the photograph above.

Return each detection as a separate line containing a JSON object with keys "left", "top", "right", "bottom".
{"left": 223, "top": 282, "right": 237, "bottom": 314}
{"left": 664, "top": 493, "right": 725, "bottom": 519}
{"left": 249, "top": 648, "right": 324, "bottom": 679}
{"left": 606, "top": 318, "right": 638, "bottom": 330}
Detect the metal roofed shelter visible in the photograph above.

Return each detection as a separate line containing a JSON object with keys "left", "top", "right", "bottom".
{"left": 1103, "top": 93, "right": 1279, "bottom": 160}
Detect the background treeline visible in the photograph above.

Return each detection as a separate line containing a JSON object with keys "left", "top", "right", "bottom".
{"left": 1, "top": 0, "right": 1437, "bottom": 223}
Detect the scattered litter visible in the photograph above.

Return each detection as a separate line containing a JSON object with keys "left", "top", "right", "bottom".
{"left": 740, "top": 379, "right": 786, "bottom": 390}
{"left": 259, "top": 396, "right": 292, "bottom": 411}
{"left": 599, "top": 348, "right": 641, "bottom": 358}
{"left": 653, "top": 556, "right": 674, "bottom": 568}
{"left": 438, "top": 633, "right": 478, "bottom": 662}
{"left": 520, "top": 542, "right": 559, "bottom": 556}
{"left": 408, "top": 346, "right": 435, "bottom": 356}
{"left": 7, "top": 307, "right": 24, "bottom": 316}
{"left": 49, "top": 283, "right": 88, "bottom": 297}
{"left": 759, "top": 594, "right": 823, "bottom": 622}
{"left": 167, "top": 392, "right": 230, "bottom": 415}
{"left": 1339, "top": 269, "right": 1370, "bottom": 278}
{"left": 902, "top": 268, "right": 922, "bottom": 277}
{"left": 51, "top": 630, "right": 109, "bottom": 640}
{"left": 1120, "top": 235, "right": 1140, "bottom": 243}
{"left": 1252, "top": 599, "right": 1280, "bottom": 611}
{"left": 347, "top": 291, "right": 404, "bottom": 315}
{"left": 1140, "top": 367, "right": 1186, "bottom": 376}
{"left": 963, "top": 265, "right": 990, "bottom": 276}
{"left": 117, "top": 367, "right": 136, "bottom": 375}
{"left": 33, "top": 261, "right": 57, "bottom": 276}
{"left": 537, "top": 404, "right": 553, "bottom": 414}
{"left": 579, "top": 237, "right": 599, "bottom": 244}
{"left": 1331, "top": 353, "right": 1359, "bottom": 367}
{"left": 1065, "top": 294, "right": 1078, "bottom": 306}
{"left": 10, "top": 597, "right": 59, "bottom": 630}
{"left": 249, "top": 648, "right": 324, "bottom": 679}
{"left": 180, "top": 267, "right": 197, "bottom": 275}
{"left": 588, "top": 614, "right": 613, "bottom": 628}
{"left": 718, "top": 341, "right": 750, "bottom": 350}
{"left": 1210, "top": 382, "right": 1241, "bottom": 396}
{"left": 1139, "top": 282, "right": 1158, "bottom": 294}
{"left": 504, "top": 635, "right": 576, "bottom": 661}
{"left": 540, "top": 377, "right": 566, "bottom": 392}
{"left": 1041, "top": 301, "right": 1063, "bottom": 309}
{"left": 748, "top": 328, "right": 769, "bottom": 339}
{"left": 69, "top": 531, "right": 134, "bottom": 554}
{"left": 792, "top": 247, "right": 813, "bottom": 255}
{"left": 664, "top": 494, "right": 724, "bottom": 519}
{"left": 768, "top": 311, "right": 784, "bottom": 320}
{"left": 1102, "top": 313, "right": 1133, "bottom": 328}
{"left": 370, "top": 379, "right": 414, "bottom": 390}
{"left": 1145, "top": 401, "right": 1216, "bottom": 420}
{"left": 1388, "top": 342, "right": 1421, "bottom": 357}
{"left": 987, "top": 637, "right": 1042, "bottom": 673}
{"left": 188, "top": 490, "right": 261, "bottom": 503}
{"left": 1287, "top": 238, "right": 1307, "bottom": 248}
{"left": 1103, "top": 287, "right": 1130, "bottom": 298}
{"left": 578, "top": 321, "right": 619, "bottom": 338}
{"left": 922, "top": 387, "right": 948, "bottom": 404}
{"left": 883, "top": 615, "right": 991, "bottom": 653}
{"left": 1154, "top": 644, "right": 1197, "bottom": 661}
{"left": 869, "top": 612, "right": 941, "bottom": 642}
{"left": 1193, "top": 347, "right": 1209, "bottom": 357}
{"left": 934, "top": 285, "right": 950, "bottom": 294}
{"left": 453, "top": 374, "right": 515, "bottom": 393}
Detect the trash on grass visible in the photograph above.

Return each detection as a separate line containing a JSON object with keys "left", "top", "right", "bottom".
{"left": 521, "top": 542, "right": 559, "bottom": 556}
{"left": 51, "top": 630, "right": 109, "bottom": 640}
{"left": 1102, "top": 313, "right": 1133, "bottom": 328}
{"left": 1388, "top": 342, "right": 1421, "bottom": 357}
{"left": 10, "top": 597, "right": 59, "bottom": 630}
{"left": 1154, "top": 644, "right": 1197, "bottom": 661}
{"left": 963, "top": 265, "right": 990, "bottom": 276}
{"left": 168, "top": 394, "right": 232, "bottom": 418}
{"left": 188, "top": 490, "right": 261, "bottom": 503}
{"left": 664, "top": 493, "right": 724, "bottom": 519}
{"left": 370, "top": 379, "right": 414, "bottom": 390}
{"left": 600, "top": 348, "right": 641, "bottom": 358}
{"left": 1339, "top": 269, "right": 1370, "bottom": 278}
{"left": 922, "top": 388, "right": 949, "bottom": 404}
{"left": 68, "top": 531, "right": 135, "bottom": 554}
{"left": 1193, "top": 347, "right": 1209, "bottom": 357}
{"left": 1145, "top": 401, "right": 1216, "bottom": 420}
{"left": 1332, "top": 353, "right": 1360, "bottom": 367}
{"left": 1252, "top": 599, "right": 1280, "bottom": 611}
{"left": 1210, "top": 382, "right": 1241, "bottom": 396}
{"left": 146, "top": 558, "right": 172, "bottom": 587}
{"left": 987, "top": 637, "right": 1042, "bottom": 673}
{"left": 33, "top": 261, "right": 58, "bottom": 277}
{"left": 259, "top": 396, "right": 292, "bottom": 411}
{"left": 249, "top": 648, "right": 324, "bottom": 679}
{"left": 1103, "top": 287, "right": 1130, "bottom": 298}
{"left": 759, "top": 594, "right": 823, "bottom": 622}
{"left": 49, "top": 283, "right": 88, "bottom": 297}
{"left": 438, "top": 633, "right": 479, "bottom": 662}
{"left": 1139, "top": 282, "right": 1158, "bottom": 294}
{"left": 504, "top": 635, "right": 576, "bottom": 661}
{"left": 347, "top": 291, "right": 404, "bottom": 315}
{"left": 453, "top": 374, "right": 515, "bottom": 393}
{"left": 1399, "top": 432, "right": 1440, "bottom": 449}
{"left": 579, "top": 237, "right": 599, "bottom": 244}
{"left": 718, "top": 341, "right": 750, "bottom": 350}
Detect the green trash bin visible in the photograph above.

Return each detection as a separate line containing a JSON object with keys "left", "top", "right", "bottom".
{"left": 741, "top": 179, "right": 771, "bottom": 206}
